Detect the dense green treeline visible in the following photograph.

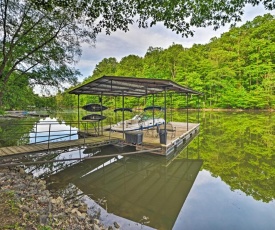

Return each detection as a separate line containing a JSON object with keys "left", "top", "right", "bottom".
{"left": 0, "top": 73, "right": 58, "bottom": 113}
{"left": 57, "top": 14, "right": 275, "bottom": 110}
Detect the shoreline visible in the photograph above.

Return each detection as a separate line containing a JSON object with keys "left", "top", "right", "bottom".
{"left": 0, "top": 167, "right": 120, "bottom": 229}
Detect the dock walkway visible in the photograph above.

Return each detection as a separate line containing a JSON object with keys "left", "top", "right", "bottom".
{"left": 0, "top": 136, "right": 120, "bottom": 158}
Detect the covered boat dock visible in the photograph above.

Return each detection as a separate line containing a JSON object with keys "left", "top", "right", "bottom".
{"left": 69, "top": 75, "right": 202, "bottom": 156}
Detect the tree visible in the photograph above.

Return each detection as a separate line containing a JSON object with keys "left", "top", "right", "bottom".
{"left": 87, "top": 57, "right": 118, "bottom": 81}
{"left": 2, "top": 72, "right": 35, "bottom": 110}
{"left": 0, "top": 0, "right": 94, "bottom": 107}
{"left": 143, "top": 47, "right": 167, "bottom": 79}
{"left": 115, "top": 55, "right": 143, "bottom": 77}
{"left": 30, "top": 0, "right": 275, "bottom": 37}
{"left": 1, "top": 0, "right": 274, "bottom": 110}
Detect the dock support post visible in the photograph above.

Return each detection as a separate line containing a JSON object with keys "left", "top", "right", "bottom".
{"left": 170, "top": 93, "right": 173, "bottom": 122}
{"left": 152, "top": 94, "right": 155, "bottom": 125}
{"left": 197, "top": 95, "right": 200, "bottom": 124}
{"left": 47, "top": 124, "right": 51, "bottom": 153}
{"left": 77, "top": 94, "right": 80, "bottom": 131}
{"left": 70, "top": 122, "right": 72, "bottom": 140}
{"left": 186, "top": 93, "right": 189, "bottom": 131}
{"left": 115, "top": 96, "right": 117, "bottom": 123}
{"left": 83, "top": 123, "right": 86, "bottom": 144}
{"left": 100, "top": 92, "right": 103, "bottom": 136}
{"left": 35, "top": 122, "right": 37, "bottom": 144}
{"left": 164, "top": 87, "right": 167, "bottom": 145}
{"left": 164, "top": 87, "right": 167, "bottom": 131}
{"left": 122, "top": 93, "right": 125, "bottom": 139}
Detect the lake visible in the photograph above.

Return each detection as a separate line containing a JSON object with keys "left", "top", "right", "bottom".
{"left": 0, "top": 110, "right": 274, "bottom": 229}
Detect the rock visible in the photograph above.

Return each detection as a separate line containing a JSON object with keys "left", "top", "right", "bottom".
{"left": 48, "top": 201, "right": 52, "bottom": 212}
{"left": 51, "top": 196, "right": 64, "bottom": 209}
{"left": 37, "top": 180, "right": 47, "bottom": 190}
{"left": 73, "top": 202, "right": 80, "bottom": 207}
{"left": 114, "top": 221, "right": 120, "bottom": 229}
{"left": 30, "top": 182, "right": 38, "bottom": 187}
{"left": 13, "top": 182, "right": 27, "bottom": 190}
{"left": 19, "top": 168, "right": 25, "bottom": 174}
{"left": 29, "top": 209, "right": 38, "bottom": 215}
{"left": 93, "top": 223, "right": 102, "bottom": 230}
{"left": 51, "top": 198, "right": 57, "bottom": 204}
{"left": 77, "top": 213, "right": 86, "bottom": 220}
{"left": 39, "top": 214, "right": 48, "bottom": 225}
{"left": 56, "top": 196, "right": 63, "bottom": 204}
{"left": 19, "top": 204, "right": 30, "bottom": 212}
{"left": 71, "top": 208, "right": 82, "bottom": 217}
{"left": 78, "top": 203, "right": 88, "bottom": 213}
{"left": 37, "top": 196, "right": 49, "bottom": 205}
{"left": 93, "top": 218, "right": 100, "bottom": 225}
{"left": 0, "top": 168, "right": 113, "bottom": 230}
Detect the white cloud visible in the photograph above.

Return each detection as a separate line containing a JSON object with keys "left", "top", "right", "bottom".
{"left": 74, "top": 4, "right": 274, "bottom": 80}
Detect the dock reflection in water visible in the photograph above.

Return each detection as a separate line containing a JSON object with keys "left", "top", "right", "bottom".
{"left": 46, "top": 138, "right": 202, "bottom": 230}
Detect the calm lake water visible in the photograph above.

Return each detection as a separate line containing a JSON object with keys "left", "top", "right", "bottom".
{"left": 1, "top": 110, "right": 275, "bottom": 229}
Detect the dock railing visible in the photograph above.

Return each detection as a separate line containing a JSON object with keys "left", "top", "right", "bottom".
{"left": 0, "top": 120, "right": 102, "bottom": 147}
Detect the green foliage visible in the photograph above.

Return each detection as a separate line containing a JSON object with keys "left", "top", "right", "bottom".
{"left": 29, "top": 0, "right": 275, "bottom": 37}
{"left": 1, "top": 0, "right": 274, "bottom": 110}
{"left": 0, "top": 0, "right": 89, "bottom": 106}
{"left": 58, "top": 14, "right": 275, "bottom": 110}
{"left": 1, "top": 73, "right": 35, "bottom": 110}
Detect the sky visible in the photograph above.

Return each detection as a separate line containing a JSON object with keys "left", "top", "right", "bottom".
{"left": 74, "top": 4, "right": 274, "bottom": 82}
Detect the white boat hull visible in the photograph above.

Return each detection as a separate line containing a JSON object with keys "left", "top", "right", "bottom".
{"left": 111, "top": 118, "right": 165, "bottom": 132}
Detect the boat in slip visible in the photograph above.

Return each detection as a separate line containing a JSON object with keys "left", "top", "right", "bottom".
{"left": 111, "top": 106, "right": 165, "bottom": 132}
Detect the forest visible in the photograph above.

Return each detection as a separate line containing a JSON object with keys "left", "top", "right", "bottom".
{"left": 55, "top": 14, "right": 275, "bottom": 110}
{"left": 2, "top": 14, "right": 275, "bottom": 111}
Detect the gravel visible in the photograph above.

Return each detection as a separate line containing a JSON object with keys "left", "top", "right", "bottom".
{"left": 0, "top": 167, "right": 120, "bottom": 229}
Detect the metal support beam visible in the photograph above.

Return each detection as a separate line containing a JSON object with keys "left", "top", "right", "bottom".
{"left": 100, "top": 92, "right": 103, "bottom": 135}
{"left": 115, "top": 96, "right": 117, "bottom": 123}
{"left": 164, "top": 87, "right": 167, "bottom": 145}
{"left": 152, "top": 94, "right": 155, "bottom": 125}
{"left": 164, "top": 88, "right": 167, "bottom": 130}
{"left": 170, "top": 93, "right": 173, "bottom": 122}
{"left": 122, "top": 93, "right": 125, "bottom": 138}
{"left": 77, "top": 94, "right": 80, "bottom": 131}
{"left": 186, "top": 93, "right": 189, "bottom": 131}
{"left": 197, "top": 95, "right": 200, "bottom": 124}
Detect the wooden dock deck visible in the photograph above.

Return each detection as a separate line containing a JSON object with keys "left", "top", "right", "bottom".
{"left": 84, "top": 122, "right": 200, "bottom": 156}
{"left": 0, "top": 122, "right": 200, "bottom": 158}
{"left": 0, "top": 136, "right": 120, "bottom": 158}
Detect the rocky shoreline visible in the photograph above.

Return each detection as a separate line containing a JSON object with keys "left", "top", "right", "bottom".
{"left": 0, "top": 167, "right": 120, "bottom": 230}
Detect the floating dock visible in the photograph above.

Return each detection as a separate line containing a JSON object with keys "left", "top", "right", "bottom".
{"left": 0, "top": 122, "right": 199, "bottom": 159}
{"left": 80, "top": 122, "right": 200, "bottom": 156}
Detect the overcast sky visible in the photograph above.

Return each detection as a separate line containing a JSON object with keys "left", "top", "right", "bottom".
{"left": 75, "top": 4, "right": 274, "bottom": 81}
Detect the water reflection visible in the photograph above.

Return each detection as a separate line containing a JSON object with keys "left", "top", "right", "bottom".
{"left": 45, "top": 140, "right": 202, "bottom": 230}
{"left": 0, "top": 117, "right": 78, "bottom": 147}
{"left": 199, "top": 111, "right": 275, "bottom": 203}
{"left": 0, "top": 117, "right": 39, "bottom": 147}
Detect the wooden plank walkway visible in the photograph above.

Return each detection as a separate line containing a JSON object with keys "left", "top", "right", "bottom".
{"left": 0, "top": 136, "right": 120, "bottom": 158}
{"left": 0, "top": 122, "right": 200, "bottom": 158}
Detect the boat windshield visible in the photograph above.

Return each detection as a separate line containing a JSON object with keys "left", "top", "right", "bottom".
{"left": 140, "top": 115, "right": 151, "bottom": 121}
{"left": 132, "top": 115, "right": 141, "bottom": 120}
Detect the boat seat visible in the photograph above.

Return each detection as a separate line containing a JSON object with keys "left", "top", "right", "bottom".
{"left": 130, "top": 119, "right": 139, "bottom": 124}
